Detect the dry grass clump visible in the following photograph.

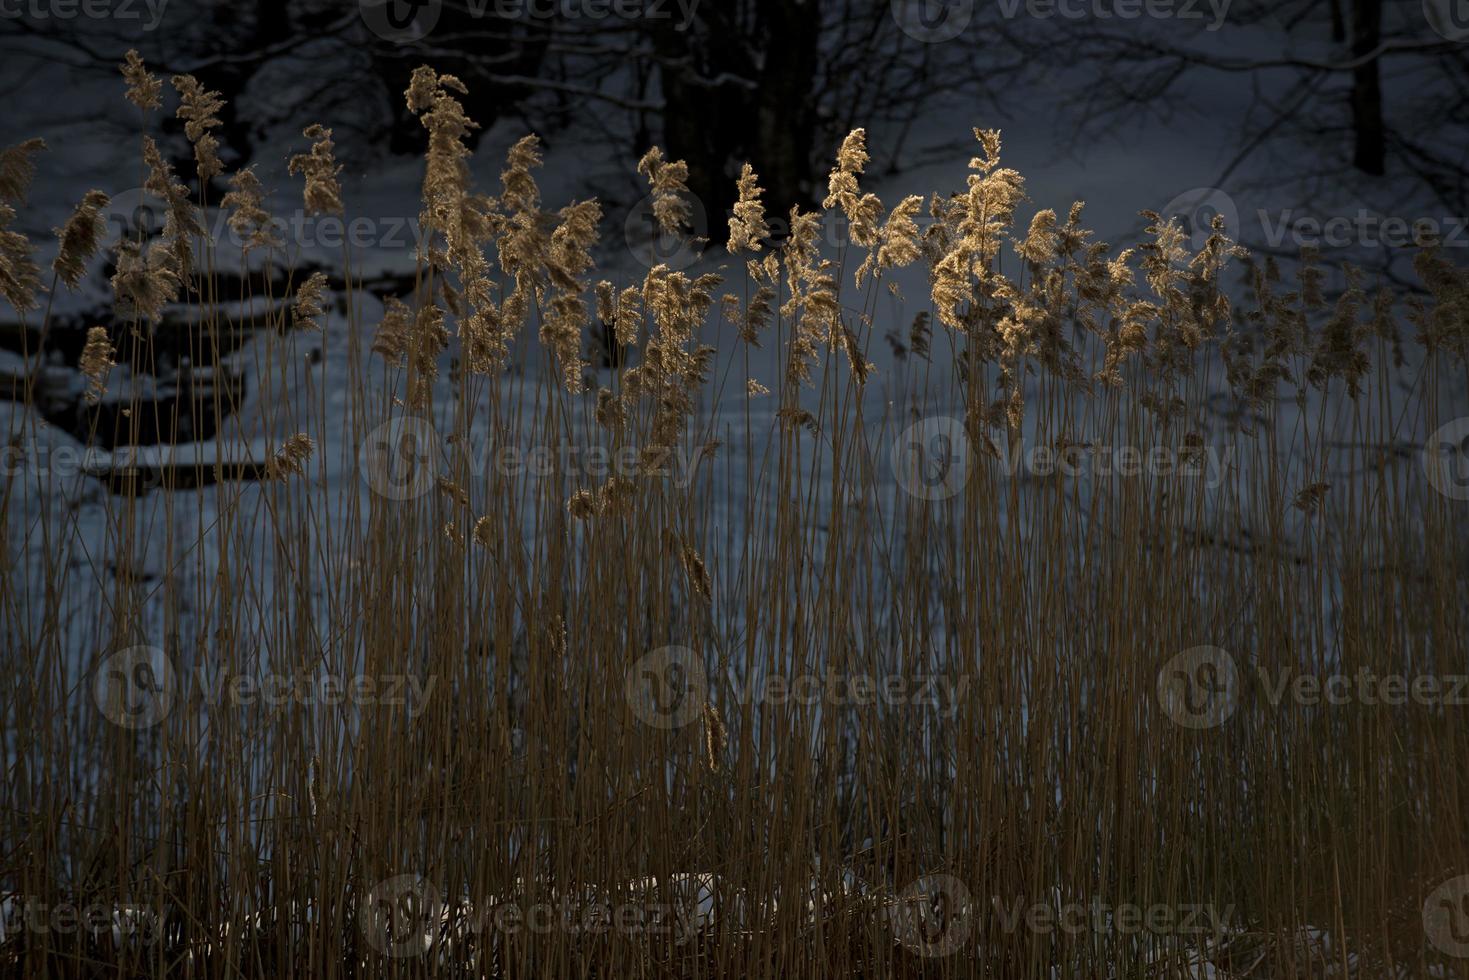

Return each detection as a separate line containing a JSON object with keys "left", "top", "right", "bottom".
{"left": 0, "top": 56, "right": 1465, "bottom": 980}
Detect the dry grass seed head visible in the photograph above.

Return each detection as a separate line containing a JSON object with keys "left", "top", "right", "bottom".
{"left": 110, "top": 239, "right": 179, "bottom": 322}
{"left": 408, "top": 303, "right": 449, "bottom": 409}
{"left": 53, "top": 190, "right": 110, "bottom": 290}
{"left": 1293, "top": 482, "right": 1331, "bottom": 515}
{"left": 288, "top": 124, "right": 344, "bottom": 217}
{"left": 822, "top": 129, "right": 883, "bottom": 249}
{"left": 567, "top": 490, "right": 597, "bottom": 520}
{"left": 141, "top": 137, "right": 202, "bottom": 280}
{"left": 680, "top": 544, "right": 712, "bottom": 603}
{"left": 728, "top": 162, "right": 770, "bottom": 254}
{"left": 500, "top": 135, "right": 543, "bottom": 217}
{"left": 293, "top": 272, "right": 331, "bottom": 331}
{"left": 79, "top": 326, "right": 115, "bottom": 404}
{"left": 172, "top": 75, "right": 226, "bottom": 181}
{"left": 371, "top": 297, "right": 413, "bottom": 363}
{"left": 120, "top": 50, "right": 162, "bottom": 111}
{"left": 0, "top": 139, "right": 46, "bottom": 204}
{"left": 0, "top": 206, "right": 41, "bottom": 313}
{"left": 636, "top": 146, "right": 693, "bottom": 238}
{"left": 221, "top": 168, "right": 281, "bottom": 251}
{"left": 266, "top": 434, "right": 316, "bottom": 481}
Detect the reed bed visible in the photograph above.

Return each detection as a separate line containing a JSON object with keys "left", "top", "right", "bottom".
{"left": 1, "top": 56, "right": 1466, "bottom": 979}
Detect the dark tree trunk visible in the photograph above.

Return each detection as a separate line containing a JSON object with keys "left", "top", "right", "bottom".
{"left": 179, "top": 0, "right": 294, "bottom": 177}
{"left": 653, "top": 0, "right": 821, "bottom": 244}
{"left": 751, "top": 0, "right": 821, "bottom": 225}
{"left": 1349, "top": 0, "right": 1385, "bottom": 175}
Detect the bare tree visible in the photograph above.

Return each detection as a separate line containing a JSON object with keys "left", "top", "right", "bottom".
{"left": 0, "top": 0, "right": 1027, "bottom": 235}
{"left": 1014, "top": 0, "right": 1467, "bottom": 232}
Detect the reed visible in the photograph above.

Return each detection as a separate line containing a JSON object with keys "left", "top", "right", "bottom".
{"left": 0, "top": 54, "right": 1465, "bottom": 980}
